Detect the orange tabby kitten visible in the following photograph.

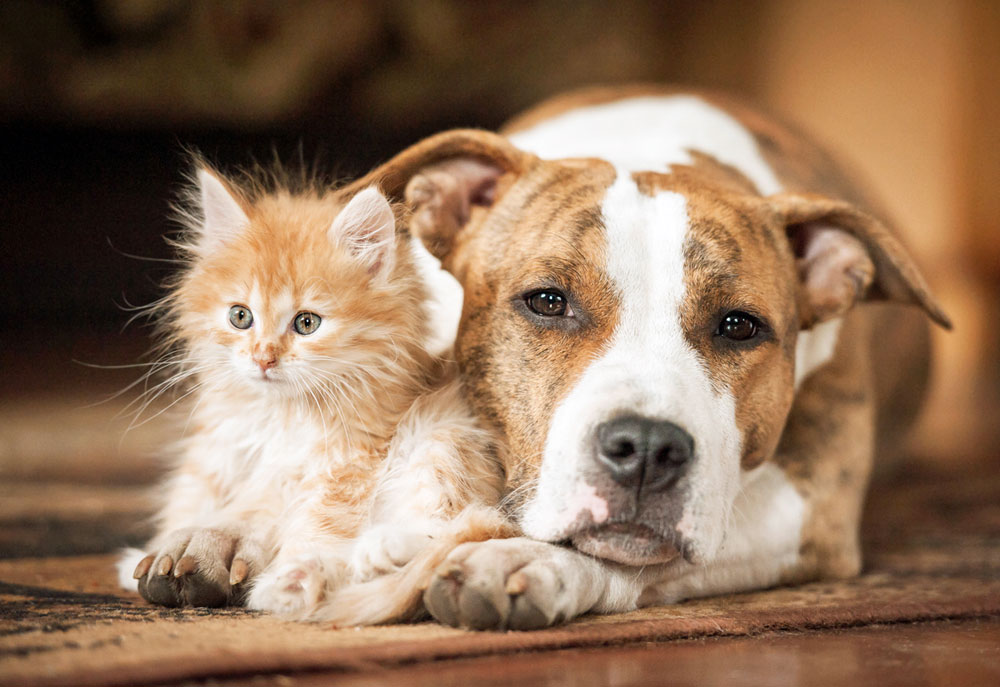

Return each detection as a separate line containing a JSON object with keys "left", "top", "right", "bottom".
{"left": 117, "top": 165, "right": 506, "bottom": 622}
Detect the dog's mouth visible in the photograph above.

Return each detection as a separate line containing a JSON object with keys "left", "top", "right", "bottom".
{"left": 570, "top": 523, "right": 684, "bottom": 566}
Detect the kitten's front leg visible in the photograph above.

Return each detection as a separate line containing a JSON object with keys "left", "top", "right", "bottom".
{"left": 130, "top": 525, "right": 269, "bottom": 607}
{"left": 246, "top": 508, "right": 354, "bottom": 619}
{"left": 351, "top": 377, "right": 505, "bottom": 582}
{"left": 247, "top": 557, "right": 333, "bottom": 618}
{"left": 349, "top": 521, "right": 436, "bottom": 581}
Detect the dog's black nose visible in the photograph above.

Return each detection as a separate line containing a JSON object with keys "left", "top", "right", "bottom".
{"left": 595, "top": 415, "right": 694, "bottom": 490}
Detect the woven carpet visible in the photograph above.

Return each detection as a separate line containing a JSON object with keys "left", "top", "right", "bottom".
{"left": 1, "top": 380, "right": 998, "bottom": 686}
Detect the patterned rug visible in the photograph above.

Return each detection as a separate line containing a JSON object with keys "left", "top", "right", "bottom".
{"left": 1, "top": 383, "right": 998, "bottom": 686}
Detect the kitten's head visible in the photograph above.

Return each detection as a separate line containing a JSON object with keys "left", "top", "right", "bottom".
{"left": 168, "top": 166, "right": 427, "bottom": 402}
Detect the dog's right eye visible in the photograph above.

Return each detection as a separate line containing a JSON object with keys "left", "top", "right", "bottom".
{"left": 526, "top": 290, "right": 571, "bottom": 317}
{"left": 717, "top": 310, "right": 761, "bottom": 341}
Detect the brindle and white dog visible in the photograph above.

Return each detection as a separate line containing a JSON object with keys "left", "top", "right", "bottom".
{"left": 347, "top": 86, "right": 951, "bottom": 629}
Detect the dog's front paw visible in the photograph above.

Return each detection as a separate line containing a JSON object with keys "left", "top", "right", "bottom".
{"left": 350, "top": 524, "right": 434, "bottom": 581}
{"left": 423, "top": 537, "right": 603, "bottom": 630}
{"left": 247, "top": 559, "right": 328, "bottom": 619}
{"left": 132, "top": 527, "right": 266, "bottom": 608}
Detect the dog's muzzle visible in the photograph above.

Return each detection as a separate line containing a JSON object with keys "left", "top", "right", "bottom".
{"left": 565, "top": 414, "right": 695, "bottom": 566}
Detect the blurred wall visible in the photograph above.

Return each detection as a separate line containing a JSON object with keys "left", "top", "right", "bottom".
{"left": 750, "top": 1, "right": 999, "bottom": 463}
{"left": 1, "top": 0, "right": 996, "bottom": 463}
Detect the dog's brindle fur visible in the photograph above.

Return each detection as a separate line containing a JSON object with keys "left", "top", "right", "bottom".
{"left": 346, "top": 86, "right": 949, "bottom": 629}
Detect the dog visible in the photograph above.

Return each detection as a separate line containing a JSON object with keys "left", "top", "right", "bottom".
{"left": 344, "top": 86, "right": 951, "bottom": 629}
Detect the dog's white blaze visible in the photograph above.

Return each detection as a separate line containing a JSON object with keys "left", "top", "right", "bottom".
{"left": 509, "top": 96, "right": 782, "bottom": 195}
{"left": 521, "top": 174, "right": 742, "bottom": 561}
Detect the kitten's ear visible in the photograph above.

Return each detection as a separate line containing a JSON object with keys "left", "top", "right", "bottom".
{"left": 196, "top": 168, "right": 249, "bottom": 250}
{"left": 329, "top": 187, "right": 397, "bottom": 281}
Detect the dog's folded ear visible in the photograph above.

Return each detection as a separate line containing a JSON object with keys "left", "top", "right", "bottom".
{"left": 769, "top": 192, "right": 952, "bottom": 330}
{"left": 345, "top": 130, "right": 537, "bottom": 263}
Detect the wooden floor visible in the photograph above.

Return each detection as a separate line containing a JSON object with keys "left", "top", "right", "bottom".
{"left": 206, "top": 619, "right": 1000, "bottom": 687}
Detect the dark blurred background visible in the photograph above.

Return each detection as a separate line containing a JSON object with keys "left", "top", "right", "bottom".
{"left": 1, "top": 0, "right": 997, "bottom": 472}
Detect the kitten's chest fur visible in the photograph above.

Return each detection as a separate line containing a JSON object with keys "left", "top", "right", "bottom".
{"left": 186, "top": 391, "right": 387, "bottom": 507}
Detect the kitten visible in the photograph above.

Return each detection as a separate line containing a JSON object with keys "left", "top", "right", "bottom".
{"left": 117, "top": 164, "right": 507, "bottom": 622}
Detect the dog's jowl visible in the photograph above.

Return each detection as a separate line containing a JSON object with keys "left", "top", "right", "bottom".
{"left": 348, "top": 86, "right": 951, "bottom": 630}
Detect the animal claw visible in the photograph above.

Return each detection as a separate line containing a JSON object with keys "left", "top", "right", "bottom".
{"left": 438, "top": 563, "right": 465, "bottom": 582}
{"left": 173, "top": 555, "right": 197, "bottom": 577}
{"left": 505, "top": 571, "right": 528, "bottom": 596}
{"left": 157, "top": 554, "right": 174, "bottom": 576}
{"left": 229, "top": 559, "right": 249, "bottom": 586}
{"left": 133, "top": 554, "right": 154, "bottom": 579}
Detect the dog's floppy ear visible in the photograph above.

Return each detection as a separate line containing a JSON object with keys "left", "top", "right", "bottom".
{"left": 345, "top": 130, "right": 537, "bottom": 262}
{"left": 769, "top": 192, "right": 952, "bottom": 330}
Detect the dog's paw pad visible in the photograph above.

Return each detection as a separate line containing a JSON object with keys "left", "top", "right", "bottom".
{"left": 423, "top": 538, "right": 578, "bottom": 630}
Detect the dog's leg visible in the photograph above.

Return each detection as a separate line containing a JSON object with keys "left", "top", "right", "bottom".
{"left": 774, "top": 328, "right": 877, "bottom": 583}
{"left": 423, "top": 537, "right": 644, "bottom": 629}
{"left": 246, "top": 501, "right": 354, "bottom": 620}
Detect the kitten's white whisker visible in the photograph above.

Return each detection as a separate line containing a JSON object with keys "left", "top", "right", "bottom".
{"left": 119, "top": 363, "right": 213, "bottom": 422}
{"left": 122, "top": 378, "right": 206, "bottom": 434}
{"left": 82, "top": 355, "right": 192, "bottom": 408}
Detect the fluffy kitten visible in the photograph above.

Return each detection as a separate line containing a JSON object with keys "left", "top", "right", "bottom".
{"left": 117, "top": 165, "right": 507, "bottom": 622}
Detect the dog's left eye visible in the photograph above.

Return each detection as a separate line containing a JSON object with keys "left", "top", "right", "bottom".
{"left": 526, "top": 290, "right": 571, "bottom": 317}
{"left": 717, "top": 311, "right": 761, "bottom": 341}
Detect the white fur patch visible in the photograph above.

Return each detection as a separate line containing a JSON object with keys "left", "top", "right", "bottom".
{"left": 519, "top": 173, "right": 742, "bottom": 563}
{"left": 409, "top": 238, "right": 463, "bottom": 356}
{"left": 509, "top": 96, "right": 782, "bottom": 194}
{"left": 116, "top": 547, "right": 145, "bottom": 591}
{"left": 641, "top": 462, "right": 806, "bottom": 604}
{"left": 795, "top": 318, "right": 842, "bottom": 388}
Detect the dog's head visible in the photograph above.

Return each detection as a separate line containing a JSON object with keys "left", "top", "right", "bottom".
{"left": 354, "top": 129, "right": 950, "bottom": 566}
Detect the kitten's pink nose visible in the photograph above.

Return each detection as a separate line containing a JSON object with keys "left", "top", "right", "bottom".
{"left": 255, "top": 356, "right": 277, "bottom": 372}
{"left": 253, "top": 348, "right": 278, "bottom": 372}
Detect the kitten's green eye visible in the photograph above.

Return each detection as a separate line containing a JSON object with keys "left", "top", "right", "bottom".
{"left": 293, "top": 311, "right": 322, "bottom": 335}
{"left": 228, "top": 305, "right": 253, "bottom": 330}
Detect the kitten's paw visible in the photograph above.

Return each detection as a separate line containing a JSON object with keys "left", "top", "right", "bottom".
{"left": 248, "top": 559, "right": 328, "bottom": 619}
{"left": 350, "top": 524, "right": 434, "bottom": 581}
{"left": 133, "top": 527, "right": 266, "bottom": 608}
